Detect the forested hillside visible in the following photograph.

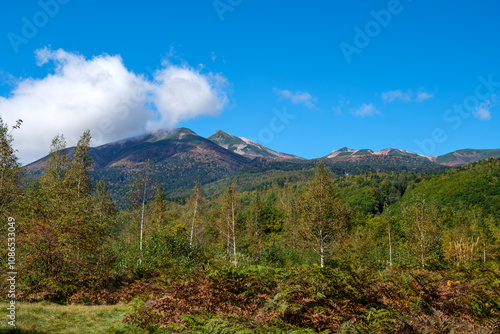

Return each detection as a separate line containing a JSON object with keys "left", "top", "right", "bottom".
{"left": 390, "top": 158, "right": 500, "bottom": 216}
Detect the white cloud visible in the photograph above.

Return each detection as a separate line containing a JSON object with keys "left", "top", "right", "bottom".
{"left": 273, "top": 88, "right": 317, "bottom": 109}
{"left": 473, "top": 99, "right": 493, "bottom": 121}
{"left": 351, "top": 103, "right": 381, "bottom": 117}
{"left": 415, "top": 91, "right": 433, "bottom": 102}
{"left": 332, "top": 97, "right": 349, "bottom": 115}
{"left": 381, "top": 90, "right": 412, "bottom": 103}
{"left": 0, "top": 48, "right": 229, "bottom": 164}
{"left": 152, "top": 66, "right": 228, "bottom": 128}
{"left": 381, "top": 89, "right": 433, "bottom": 103}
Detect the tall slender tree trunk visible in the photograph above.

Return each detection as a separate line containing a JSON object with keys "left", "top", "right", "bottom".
{"left": 420, "top": 233, "right": 425, "bottom": 269}
{"left": 319, "top": 229, "right": 325, "bottom": 268}
{"left": 190, "top": 192, "right": 198, "bottom": 249}
{"left": 226, "top": 214, "right": 230, "bottom": 257}
{"left": 320, "top": 246, "right": 324, "bottom": 268}
{"left": 483, "top": 240, "right": 486, "bottom": 263}
{"left": 231, "top": 198, "right": 237, "bottom": 266}
{"left": 388, "top": 224, "right": 392, "bottom": 268}
{"left": 139, "top": 182, "right": 146, "bottom": 265}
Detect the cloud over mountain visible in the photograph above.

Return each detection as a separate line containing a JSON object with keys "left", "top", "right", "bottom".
{"left": 0, "top": 48, "right": 229, "bottom": 163}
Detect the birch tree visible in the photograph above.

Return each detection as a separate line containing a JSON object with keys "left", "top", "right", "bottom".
{"left": 187, "top": 181, "right": 203, "bottom": 249}
{"left": 66, "top": 129, "right": 93, "bottom": 199}
{"left": 471, "top": 209, "right": 499, "bottom": 263}
{"left": 126, "top": 161, "right": 153, "bottom": 265}
{"left": 297, "top": 162, "right": 350, "bottom": 268}
{"left": 41, "top": 134, "right": 70, "bottom": 200}
{"left": 219, "top": 183, "right": 239, "bottom": 266}
{"left": 402, "top": 194, "right": 440, "bottom": 269}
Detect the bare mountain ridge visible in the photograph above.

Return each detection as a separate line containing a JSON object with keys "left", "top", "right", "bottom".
{"left": 207, "top": 130, "right": 302, "bottom": 160}
{"left": 325, "top": 147, "right": 500, "bottom": 166}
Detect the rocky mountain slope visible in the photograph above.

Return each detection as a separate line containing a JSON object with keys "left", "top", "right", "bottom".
{"left": 207, "top": 130, "right": 301, "bottom": 160}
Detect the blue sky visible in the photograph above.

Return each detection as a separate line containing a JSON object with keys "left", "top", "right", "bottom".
{"left": 1, "top": 0, "right": 499, "bottom": 163}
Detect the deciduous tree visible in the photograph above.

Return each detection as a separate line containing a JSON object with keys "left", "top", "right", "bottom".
{"left": 186, "top": 181, "right": 203, "bottom": 249}
{"left": 219, "top": 183, "right": 239, "bottom": 266}
{"left": 126, "top": 161, "right": 153, "bottom": 265}
{"left": 402, "top": 194, "right": 441, "bottom": 269}
{"left": 297, "top": 162, "right": 350, "bottom": 268}
{"left": 0, "top": 117, "right": 22, "bottom": 218}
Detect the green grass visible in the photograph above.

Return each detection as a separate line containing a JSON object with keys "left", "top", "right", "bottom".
{"left": 0, "top": 301, "right": 143, "bottom": 334}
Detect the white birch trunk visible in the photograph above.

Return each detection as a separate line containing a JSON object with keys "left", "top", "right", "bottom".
{"left": 388, "top": 224, "right": 392, "bottom": 268}
{"left": 139, "top": 182, "right": 146, "bottom": 266}
{"left": 483, "top": 240, "right": 486, "bottom": 263}
{"left": 231, "top": 196, "right": 237, "bottom": 266}
{"left": 190, "top": 192, "right": 198, "bottom": 249}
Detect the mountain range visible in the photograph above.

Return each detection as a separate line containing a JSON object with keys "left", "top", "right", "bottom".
{"left": 25, "top": 128, "right": 500, "bottom": 201}
{"left": 325, "top": 147, "right": 500, "bottom": 167}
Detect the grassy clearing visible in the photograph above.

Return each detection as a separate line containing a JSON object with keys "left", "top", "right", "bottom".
{"left": 0, "top": 301, "right": 143, "bottom": 334}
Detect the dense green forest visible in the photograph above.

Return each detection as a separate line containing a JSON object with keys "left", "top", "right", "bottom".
{"left": 1, "top": 123, "right": 500, "bottom": 333}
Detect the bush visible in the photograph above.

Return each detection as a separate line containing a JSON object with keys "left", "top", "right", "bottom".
{"left": 112, "top": 228, "right": 208, "bottom": 277}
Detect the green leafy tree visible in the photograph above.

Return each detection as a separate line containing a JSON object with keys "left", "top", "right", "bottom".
{"left": 297, "top": 162, "right": 350, "bottom": 268}
{"left": 402, "top": 194, "right": 441, "bottom": 269}
{"left": 40, "top": 134, "right": 71, "bottom": 212}
{"left": 20, "top": 131, "right": 109, "bottom": 297}
{"left": 0, "top": 117, "right": 22, "bottom": 218}
{"left": 471, "top": 209, "right": 500, "bottom": 263}
{"left": 65, "top": 129, "right": 93, "bottom": 198}
{"left": 280, "top": 188, "right": 302, "bottom": 251}
{"left": 93, "top": 178, "right": 117, "bottom": 235}
{"left": 246, "top": 191, "right": 265, "bottom": 258}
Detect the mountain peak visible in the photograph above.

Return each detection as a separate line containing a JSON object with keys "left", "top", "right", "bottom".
{"left": 149, "top": 127, "right": 198, "bottom": 142}
{"left": 326, "top": 147, "right": 358, "bottom": 158}
{"left": 213, "top": 129, "right": 230, "bottom": 136}
{"left": 208, "top": 130, "right": 301, "bottom": 160}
